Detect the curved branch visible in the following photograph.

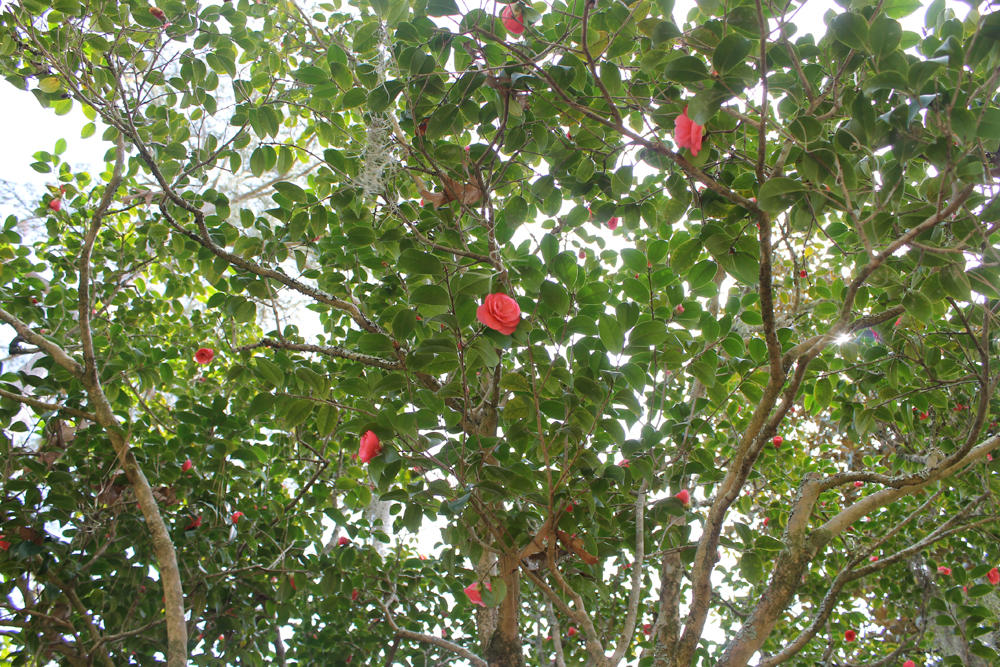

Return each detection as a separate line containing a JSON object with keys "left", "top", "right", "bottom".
{"left": 0, "top": 387, "right": 96, "bottom": 422}
{"left": 236, "top": 338, "right": 405, "bottom": 371}
{"left": 375, "top": 597, "right": 488, "bottom": 667}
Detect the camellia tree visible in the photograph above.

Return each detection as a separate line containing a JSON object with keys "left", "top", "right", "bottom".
{"left": 2, "top": 0, "right": 1000, "bottom": 664}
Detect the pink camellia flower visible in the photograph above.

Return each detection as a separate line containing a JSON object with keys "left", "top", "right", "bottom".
{"left": 49, "top": 198, "right": 62, "bottom": 212}
{"left": 642, "top": 623, "right": 652, "bottom": 635}
{"left": 501, "top": 4, "right": 524, "bottom": 34}
{"left": 988, "top": 567, "right": 999, "bottom": 585}
{"left": 870, "top": 555, "right": 878, "bottom": 562}
{"left": 844, "top": 629, "right": 856, "bottom": 642}
{"left": 579, "top": 249, "right": 586, "bottom": 259}
{"left": 359, "top": 430, "right": 382, "bottom": 463}
{"left": 194, "top": 348, "right": 214, "bottom": 364}
{"left": 477, "top": 293, "right": 521, "bottom": 335}
{"left": 464, "top": 582, "right": 491, "bottom": 607}
{"left": 231, "top": 511, "right": 244, "bottom": 524}
{"left": 675, "top": 489, "right": 690, "bottom": 506}
{"left": 351, "top": 588, "right": 360, "bottom": 601}
{"left": 854, "top": 481, "right": 863, "bottom": 488}
{"left": 763, "top": 517, "right": 769, "bottom": 526}
{"left": 607, "top": 217, "right": 619, "bottom": 230}
{"left": 618, "top": 459, "right": 629, "bottom": 467}
{"left": 674, "top": 304, "right": 684, "bottom": 314}
{"left": 338, "top": 536, "right": 350, "bottom": 546}
{"left": 902, "top": 661, "right": 915, "bottom": 667}
{"left": 937, "top": 566, "right": 952, "bottom": 575}
{"left": 673, "top": 107, "right": 704, "bottom": 156}
{"left": 773, "top": 436, "right": 783, "bottom": 447}
{"left": 567, "top": 627, "right": 578, "bottom": 638}
{"left": 181, "top": 459, "right": 193, "bottom": 472}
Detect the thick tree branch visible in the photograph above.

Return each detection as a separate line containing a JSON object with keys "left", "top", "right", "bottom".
{"left": 0, "top": 388, "right": 96, "bottom": 422}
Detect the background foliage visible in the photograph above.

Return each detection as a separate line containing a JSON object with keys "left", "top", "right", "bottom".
{"left": 0, "top": 0, "right": 1000, "bottom": 665}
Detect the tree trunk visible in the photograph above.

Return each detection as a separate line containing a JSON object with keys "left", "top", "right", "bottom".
{"left": 484, "top": 554, "right": 525, "bottom": 667}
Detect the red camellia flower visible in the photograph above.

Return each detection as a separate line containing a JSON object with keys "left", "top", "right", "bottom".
{"left": 799, "top": 270, "right": 807, "bottom": 278}
{"left": 854, "top": 481, "right": 863, "bottom": 488}
{"left": 338, "top": 536, "right": 350, "bottom": 547}
{"left": 763, "top": 517, "right": 769, "bottom": 526}
{"left": 351, "top": 588, "right": 360, "bottom": 601}
{"left": 988, "top": 567, "right": 999, "bottom": 585}
{"left": 618, "top": 459, "right": 629, "bottom": 467}
{"left": 185, "top": 515, "right": 202, "bottom": 531}
{"left": 0, "top": 537, "right": 9, "bottom": 551}
{"left": 937, "top": 566, "right": 952, "bottom": 575}
{"left": 149, "top": 7, "right": 166, "bottom": 20}
{"left": 49, "top": 198, "right": 62, "bottom": 212}
{"left": 289, "top": 578, "right": 296, "bottom": 591}
{"left": 464, "top": 582, "right": 491, "bottom": 607}
{"left": 870, "top": 555, "right": 878, "bottom": 562}
{"left": 844, "top": 629, "right": 856, "bottom": 642}
{"left": 231, "top": 511, "right": 244, "bottom": 524}
{"left": 607, "top": 217, "right": 619, "bottom": 230}
{"left": 673, "top": 106, "right": 704, "bottom": 156}
{"left": 675, "top": 489, "right": 690, "bottom": 506}
{"left": 902, "top": 661, "right": 915, "bottom": 667}
{"left": 642, "top": 623, "right": 651, "bottom": 635}
{"left": 501, "top": 4, "right": 524, "bottom": 34}
{"left": 181, "top": 459, "right": 193, "bottom": 472}
{"left": 919, "top": 412, "right": 929, "bottom": 420}
{"left": 567, "top": 627, "right": 578, "bottom": 638}
{"left": 772, "top": 436, "right": 783, "bottom": 447}
{"left": 674, "top": 304, "right": 684, "bottom": 313}
{"left": 477, "top": 293, "right": 521, "bottom": 335}
{"left": 358, "top": 430, "right": 382, "bottom": 463}
{"left": 194, "top": 348, "right": 214, "bottom": 364}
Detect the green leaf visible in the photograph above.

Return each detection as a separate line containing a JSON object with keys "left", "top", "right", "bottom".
{"left": 881, "top": 0, "right": 922, "bottom": 17}
{"left": 282, "top": 398, "right": 314, "bottom": 428}
{"left": 410, "top": 285, "right": 450, "bottom": 306}
{"left": 274, "top": 181, "right": 308, "bottom": 203}
{"left": 539, "top": 280, "right": 571, "bottom": 316}
{"left": 975, "top": 108, "right": 1000, "bottom": 142}
{"left": 426, "top": 0, "right": 460, "bottom": 16}
{"left": 938, "top": 264, "right": 971, "bottom": 302}
{"left": 662, "top": 56, "right": 710, "bottom": 83}
{"left": 652, "top": 20, "right": 682, "bottom": 47}
{"left": 740, "top": 551, "right": 763, "bottom": 584}
{"left": 255, "top": 357, "right": 286, "bottom": 388}
{"left": 713, "top": 34, "right": 751, "bottom": 74}
{"left": 757, "top": 177, "right": 806, "bottom": 215}
{"left": 687, "top": 86, "right": 732, "bottom": 125}
{"left": 870, "top": 14, "right": 902, "bottom": 61}
{"left": 398, "top": 249, "right": 445, "bottom": 277}
{"left": 629, "top": 320, "right": 668, "bottom": 347}
{"left": 621, "top": 248, "right": 648, "bottom": 275}
{"left": 39, "top": 77, "right": 61, "bottom": 93}
{"left": 831, "top": 12, "right": 870, "bottom": 51}
{"left": 599, "top": 314, "right": 625, "bottom": 355}
{"left": 726, "top": 6, "right": 761, "bottom": 38}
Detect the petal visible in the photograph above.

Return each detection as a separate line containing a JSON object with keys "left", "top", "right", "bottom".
{"left": 477, "top": 303, "right": 505, "bottom": 331}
